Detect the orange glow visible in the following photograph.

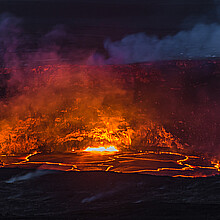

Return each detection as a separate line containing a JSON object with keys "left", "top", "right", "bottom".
{"left": 84, "top": 146, "right": 119, "bottom": 153}
{"left": 0, "top": 63, "right": 219, "bottom": 177}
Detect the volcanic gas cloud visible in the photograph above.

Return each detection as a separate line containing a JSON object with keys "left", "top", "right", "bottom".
{"left": 0, "top": 63, "right": 181, "bottom": 154}
{"left": 0, "top": 60, "right": 219, "bottom": 177}
{"left": 0, "top": 14, "right": 219, "bottom": 177}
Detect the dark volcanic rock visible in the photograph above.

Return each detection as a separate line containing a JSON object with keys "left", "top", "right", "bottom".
{"left": 0, "top": 169, "right": 219, "bottom": 219}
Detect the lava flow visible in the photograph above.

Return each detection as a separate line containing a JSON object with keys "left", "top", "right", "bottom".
{"left": 0, "top": 60, "right": 219, "bottom": 177}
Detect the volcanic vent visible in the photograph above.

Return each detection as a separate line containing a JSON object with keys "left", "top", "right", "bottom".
{"left": 0, "top": 60, "right": 219, "bottom": 177}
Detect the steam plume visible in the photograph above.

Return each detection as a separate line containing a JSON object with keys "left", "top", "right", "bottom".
{"left": 89, "top": 23, "right": 220, "bottom": 64}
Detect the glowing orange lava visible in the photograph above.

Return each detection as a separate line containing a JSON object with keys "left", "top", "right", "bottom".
{"left": 0, "top": 62, "right": 219, "bottom": 178}
{"left": 83, "top": 146, "right": 119, "bottom": 153}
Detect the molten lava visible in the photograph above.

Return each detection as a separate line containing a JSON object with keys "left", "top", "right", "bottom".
{"left": 84, "top": 146, "right": 119, "bottom": 153}
{"left": 0, "top": 61, "right": 219, "bottom": 177}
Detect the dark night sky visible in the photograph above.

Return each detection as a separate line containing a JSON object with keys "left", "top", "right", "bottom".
{"left": 1, "top": 0, "right": 220, "bottom": 58}
{"left": 0, "top": 0, "right": 218, "bottom": 35}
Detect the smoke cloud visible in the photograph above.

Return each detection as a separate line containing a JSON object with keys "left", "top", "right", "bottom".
{"left": 0, "top": 13, "right": 90, "bottom": 69}
{"left": 87, "top": 1, "right": 220, "bottom": 64}
{"left": 5, "top": 170, "right": 53, "bottom": 183}
{"left": 1, "top": 13, "right": 220, "bottom": 66}
{"left": 0, "top": 13, "right": 23, "bottom": 67}
{"left": 89, "top": 23, "right": 220, "bottom": 64}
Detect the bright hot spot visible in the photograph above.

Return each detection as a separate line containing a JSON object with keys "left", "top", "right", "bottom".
{"left": 84, "top": 146, "right": 119, "bottom": 153}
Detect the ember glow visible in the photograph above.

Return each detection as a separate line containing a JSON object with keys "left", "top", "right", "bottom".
{"left": 0, "top": 61, "right": 219, "bottom": 177}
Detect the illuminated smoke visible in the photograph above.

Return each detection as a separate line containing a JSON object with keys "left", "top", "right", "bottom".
{"left": 0, "top": 13, "right": 219, "bottom": 163}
